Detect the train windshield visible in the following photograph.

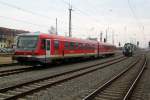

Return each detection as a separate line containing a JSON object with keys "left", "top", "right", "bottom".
{"left": 124, "top": 44, "right": 131, "bottom": 49}
{"left": 17, "top": 36, "right": 38, "bottom": 50}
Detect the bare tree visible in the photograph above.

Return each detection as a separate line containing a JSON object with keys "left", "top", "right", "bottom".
{"left": 48, "top": 26, "right": 56, "bottom": 34}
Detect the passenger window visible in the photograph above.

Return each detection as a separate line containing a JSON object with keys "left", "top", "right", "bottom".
{"left": 65, "top": 42, "right": 69, "bottom": 49}
{"left": 75, "top": 42, "right": 78, "bottom": 49}
{"left": 81, "top": 43, "right": 84, "bottom": 49}
{"left": 41, "top": 39, "right": 46, "bottom": 50}
{"left": 70, "top": 42, "right": 74, "bottom": 49}
{"left": 90, "top": 45, "right": 93, "bottom": 50}
{"left": 78, "top": 43, "right": 81, "bottom": 49}
{"left": 83, "top": 44, "right": 86, "bottom": 49}
{"left": 92, "top": 45, "right": 95, "bottom": 50}
{"left": 54, "top": 40, "right": 59, "bottom": 49}
{"left": 86, "top": 44, "right": 89, "bottom": 49}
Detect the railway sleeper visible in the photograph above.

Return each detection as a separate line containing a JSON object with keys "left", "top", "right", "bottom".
{"left": 6, "top": 90, "right": 22, "bottom": 95}
{"left": 22, "top": 86, "right": 35, "bottom": 90}
{"left": 100, "top": 92, "right": 122, "bottom": 97}
{"left": 15, "top": 88, "right": 30, "bottom": 92}
{"left": 95, "top": 94, "right": 122, "bottom": 100}
{"left": 0, "top": 93, "right": 13, "bottom": 99}
{"left": 102, "top": 90, "right": 127, "bottom": 94}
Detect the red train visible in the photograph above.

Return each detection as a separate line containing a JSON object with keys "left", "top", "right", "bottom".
{"left": 12, "top": 32, "right": 116, "bottom": 65}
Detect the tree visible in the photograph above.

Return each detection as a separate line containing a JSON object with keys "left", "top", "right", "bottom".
{"left": 48, "top": 26, "right": 56, "bottom": 34}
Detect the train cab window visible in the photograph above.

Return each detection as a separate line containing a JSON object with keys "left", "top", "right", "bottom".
{"left": 54, "top": 40, "right": 59, "bottom": 49}
{"left": 65, "top": 42, "right": 69, "bottom": 49}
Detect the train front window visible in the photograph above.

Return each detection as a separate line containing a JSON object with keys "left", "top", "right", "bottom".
{"left": 17, "top": 36, "right": 38, "bottom": 50}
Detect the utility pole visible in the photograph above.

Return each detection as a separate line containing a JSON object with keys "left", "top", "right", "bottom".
{"left": 100, "top": 32, "right": 103, "bottom": 42}
{"left": 56, "top": 18, "right": 58, "bottom": 35}
{"left": 112, "top": 31, "right": 114, "bottom": 45}
{"left": 105, "top": 26, "right": 109, "bottom": 42}
{"left": 119, "top": 42, "right": 121, "bottom": 47}
{"left": 68, "top": 4, "right": 72, "bottom": 37}
{"left": 105, "top": 29, "right": 107, "bottom": 42}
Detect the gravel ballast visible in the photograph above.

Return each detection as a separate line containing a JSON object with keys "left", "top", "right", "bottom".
{"left": 0, "top": 54, "right": 122, "bottom": 89}
{"left": 23, "top": 55, "right": 138, "bottom": 100}
{"left": 129, "top": 52, "right": 150, "bottom": 100}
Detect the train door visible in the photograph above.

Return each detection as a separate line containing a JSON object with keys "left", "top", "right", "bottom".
{"left": 45, "top": 39, "right": 51, "bottom": 63}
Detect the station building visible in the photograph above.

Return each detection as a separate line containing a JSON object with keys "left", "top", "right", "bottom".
{"left": 0, "top": 27, "right": 29, "bottom": 48}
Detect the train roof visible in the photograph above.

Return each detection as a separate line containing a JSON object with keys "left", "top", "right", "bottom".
{"left": 18, "top": 32, "right": 115, "bottom": 46}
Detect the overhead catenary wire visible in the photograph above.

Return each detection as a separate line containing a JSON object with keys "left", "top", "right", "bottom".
{"left": 127, "top": 0, "right": 147, "bottom": 47}
{"left": 61, "top": 0, "right": 103, "bottom": 25}
{"left": 127, "top": 0, "right": 144, "bottom": 31}
{"left": 60, "top": 0, "right": 105, "bottom": 39}
{"left": 0, "top": 0, "right": 55, "bottom": 21}
{"left": 0, "top": 16, "right": 50, "bottom": 28}
{"left": 0, "top": 0, "right": 70, "bottom": 33}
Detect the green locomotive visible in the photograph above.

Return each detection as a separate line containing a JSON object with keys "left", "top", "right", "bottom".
{"left": 122, "top": 43, "right": 136, "bottom": 57}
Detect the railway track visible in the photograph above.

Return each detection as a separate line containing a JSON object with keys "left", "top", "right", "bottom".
{"left": 0, "top": 63, "right": 18, "bottom": 67}
{"left": 83, "top": 55, "right": 147, "bottom": 100}
{"left": 0, "top": 55, "right": 128, "bottom": 100}
{"left": 0, "top": 56, "right": 124, "bottom": 78}
{"left": 0, "top": 66, "right": 34, "bottom": 77}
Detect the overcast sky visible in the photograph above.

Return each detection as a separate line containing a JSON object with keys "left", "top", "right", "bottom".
{"left": 0, "top": 0, "right": 149, "bottom": 47}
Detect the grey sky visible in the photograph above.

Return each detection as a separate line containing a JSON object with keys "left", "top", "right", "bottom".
{"left": 0, "top": 0, "right": 149, "bottom": 47}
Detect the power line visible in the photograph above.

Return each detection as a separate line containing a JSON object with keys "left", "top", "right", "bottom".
{"left": 127, "top": 0, "right": 147, "bottom": 47}
{"left": 127, "top": 0, "right": 144, "bottom": 30}
{"left": 61, "top": 0, "right": 103, "bottom": 24}
{"left": 0, "top": 16, "right": 50, "bottom": 28}
{"left": 60, "top": 0, "right": 105, "bottom": 38}
{"left": 75, "top": 8, "right": 102, "bottom": 24}
{"left": 0, "top": 0, "right": 54, "bottom": 21}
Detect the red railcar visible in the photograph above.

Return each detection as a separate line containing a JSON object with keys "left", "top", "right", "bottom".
{"left": 13, "top": 32, "right": 116, "bottom": 64}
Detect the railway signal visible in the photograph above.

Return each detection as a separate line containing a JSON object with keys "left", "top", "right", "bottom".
{"left": 100, "top": 32, "right": 103, "bottom": 42}
{"left": 119, "top": 42, "right": 121, "bottom": 47}
{"left": 104, "top": 38, "right": 106, "bottom": 43}
{"left": 137, "top": 41, "right": 139, "bottom": 47}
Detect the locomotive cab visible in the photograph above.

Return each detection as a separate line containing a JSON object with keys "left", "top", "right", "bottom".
{"left": 13, "top": 33, "right": 51, "bottom": 65}
{"left": 122, "top": 43, "right": 134, "bottom": 57}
